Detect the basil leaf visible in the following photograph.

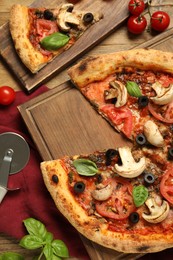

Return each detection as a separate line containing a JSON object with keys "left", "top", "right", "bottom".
{"left": 40, "top": 32, "right": 69, "bottom": 51}
{"left": 73, "top": 159, "right": 98, "bottom": 176}
{"left": 23, "top": 218, "right": 47, "bottom": 240}
{"left": 52, "top": 239, "right": 69, "bottom": 258}
{"left": 45, "top": 232, "right": 54, "bottom": 243}
{"left": 133, "top": 185, "right": 148, "bottom": 207}
{"left": 0, "top": 252, "right": 24, "bottom": 260}
{"left": 43, "top": 243, "right": 53, "bottom": 259}
{"left": 19, "top": 235, "right": 43, "bottom": 249}
{"left": 126, "top": 81, "right": 142, "bottom": 97}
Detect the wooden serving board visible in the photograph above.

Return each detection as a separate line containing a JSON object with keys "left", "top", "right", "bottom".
{"left": 18, "top": 27, "right": 173, "bottom": 260}
{"left": 0, "top": 0, "right": 131, "bottom": 93}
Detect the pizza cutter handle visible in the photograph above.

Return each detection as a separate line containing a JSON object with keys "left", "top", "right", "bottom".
{"left": 0, "top": 186, "right": 7, "bottom": 203}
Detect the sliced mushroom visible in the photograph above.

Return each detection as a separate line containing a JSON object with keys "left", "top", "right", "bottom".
{"left": 143, "top": 120, "right": 164, "bottom": 147}
{"left": 104, "top": 81, "right": 128, "bottom": 107}
{"left": 150, "top": 81, "right": 173, "bottom": 105}
{"left": 91, "top": 184, "right": 113, "bottom": 201}
{"left": 142, "top": 197, "right": 170, "bottom": 223}
{"left": 57, "top": 4, "right": 80, "bottom": 31}
{"left": 114, "top": 147, "right": 146, "bottom": 178}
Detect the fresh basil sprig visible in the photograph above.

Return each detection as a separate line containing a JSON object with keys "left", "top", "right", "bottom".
{"left": 126, "top": 81, "right": 142, "bottom": 97}
{"left": 133, "top": 185, "right": 148, "bottom": 207}
{"left": 0, "top": 218, "right": 69, "bottom": 260}
{"left": 73, "top": 158, "right": 98, "bottom": 176}
{"left": 40, "top": 32, "right": 70, "bottom": 51}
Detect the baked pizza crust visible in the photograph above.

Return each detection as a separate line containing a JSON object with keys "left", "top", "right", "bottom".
{"left": 9, "top": 4, "right": 50, "bottom": 73}
{"left": 68, "top": 49, "right": 173, "bottom": 88}
{"left": 41, "top": 159, "right": 173, "bottom": 253}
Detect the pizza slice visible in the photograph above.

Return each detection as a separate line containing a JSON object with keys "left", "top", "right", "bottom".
{"left": 68, "top": 49, "right": 173, "bottom": 153}
{"left": 41, "top": 146, "right": 173, "bottom": 253}
{"left": 9, "top": 4, "right": 103, "bottom": 73}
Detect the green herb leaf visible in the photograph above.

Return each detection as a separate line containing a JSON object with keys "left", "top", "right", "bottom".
{"left": 43, "top": 243, "right": 53, "bottom": 259}
{"left": 52, "top": 239, "right": 69, "bottom": 258}
{"left": 126, "top": 81, "right": 142, "bottom": 97}
{"left": 19, "top": 235, "right": 43, "bottom": 249}
{"left": 45, "top": 232, "right": 54, "bottom": 243}
{"left": 40, "top": 32, "right": 70, "bottom": 51}
{"left": 0, "top": 252, "right": 24, "bottom": 260}
{"left": 73, "top": 159, "right": 98, "bottom": 176}
{"left": 23, "top": 218, "right": 47, "bottom": 240}
{"left": 133, "top": 185, "right": 148, "bottom": 207}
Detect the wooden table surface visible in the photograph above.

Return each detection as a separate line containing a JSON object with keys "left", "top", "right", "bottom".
{"left": 1, "top": 0, "right": 173, "bottom": 259}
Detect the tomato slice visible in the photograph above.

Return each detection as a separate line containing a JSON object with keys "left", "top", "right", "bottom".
{"left": 100, "top": 104, "right": 133, "bottom": 138}
{"left": 148, "top": 102, "right": 173, "bottom": 124}
{"left": 160, "top": 165, "right": 173, "bottom": 204}
{"left": 95, "top": 177, "right": 135, "bottom": 220}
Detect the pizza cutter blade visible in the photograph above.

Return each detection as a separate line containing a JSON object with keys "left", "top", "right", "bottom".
{"left": 0, "top": 132, "right": 30, "bottom": 203}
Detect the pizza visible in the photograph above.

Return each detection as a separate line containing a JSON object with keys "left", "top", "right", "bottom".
{"left": 9, "top": 4, "right": 103, "bottom": 73}
{"left": 40, "top": 49, "right": 173, "bottom": 253}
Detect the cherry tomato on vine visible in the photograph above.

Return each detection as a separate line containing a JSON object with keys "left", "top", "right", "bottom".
{"left": 0, "top": 86, "right": 16, "bottom": 105}
{"left": 127, "top": 15, "right": 147, "bottom": 34}
{"left": 128, "top": 0, "right": 145, "bottom": 16}
{"left": 151, "top": 11, "right": 170, "bottom": 32}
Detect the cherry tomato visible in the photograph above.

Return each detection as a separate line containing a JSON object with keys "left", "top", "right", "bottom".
{"left": 151, "top": 11, "right": 170, "bottom": 32}
{"left": 95, "top": 177, "right": 135, "bottom": 220}
{"left": 0, "top": 86, "right": 16, "bottom": 106}
{"left": 128, "top": 0, "right": 145, "bottom": 16}
{"left": 100, "top": 104, "right": 133, "bottom": 138}
{"left": 127, "top": 15, "right": 147, "bottom": 34}
{"left": 160, "top": 165, "right": 173, "bottom": 204}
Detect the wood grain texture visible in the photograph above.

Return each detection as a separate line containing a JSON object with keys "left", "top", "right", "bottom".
{"left": 0, "top": 0, "right": 129, "bottom": 93}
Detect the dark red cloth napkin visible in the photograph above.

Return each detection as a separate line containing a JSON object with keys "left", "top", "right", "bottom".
{"left": 0, "top": 86, "right": 90, "bottom": 260}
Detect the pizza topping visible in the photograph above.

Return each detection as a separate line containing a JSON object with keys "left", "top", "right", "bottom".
{"left": 132, "top": 185, "right": 148, "bottom": 207}
{"left": 150, "top": 82, "right": 173, "bottom": 105}
{"left": 40, "top": 32, "right": 70, "bottom": 51}
{"left": 160, "top": 166, "right": 173, "bottom": 204}
{"left": 126, "top": 81, "right": 142, "bottom": 97}
{"left": 73, "top": 158, "right": 98, "bottom": 176}
{"left": 144, "top": 172, "right": 155, "bottom": 185}
{"left": 142, "top": 196, "right": 170, "bottom": 223}
{"left": 148, "top": 102, "right": 173, "bottom": 124}
{"left": 57, "top": 4, "right": 80, "bottom": 32}
{"left": 138, "top": 95, "right": 149, "bottom": 108}
{"left": 143, "top": 120, "right": 164, "bottom": 147}
{"left": 91, "top": 184, "right": 113, "bottom": 201}
{"left": 43, "top": 9, "right": 54, "bottom": 20}
{"left": 135, "top": 133, "right": 147, "bottom": 146}
{"left": 52, "top": 174, "right": 59, "bottom": 184}
{"left": 74, "top": 181, "right": 85, "bottom": 193}
{"left": 104, "top": 81, "right": 127, "bottom": 107}
{"left": 114, "top": 147, "right": 146, "bottom": 178}
{"left": 105, "top": 149, "right": 119, "bottom": 166}
{"left": 129, "top": 212, "right": 140, "bottom": 224}
{"left": 83, "top": 13, "right": 94, "bottom": 24}
{"left": 168, "top": 147, "right": 173, "bottom": 160}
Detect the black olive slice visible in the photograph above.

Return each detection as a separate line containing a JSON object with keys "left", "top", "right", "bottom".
{"left": 144, "top": 172, "right": 155, "bottom": 185}
{"left": 129, "top": 212, "right": 139, "bottom": 224}
{"left": 83, "top": 13, "right": 94, "bottom": 23}
{"left": 74, "top": 182, "right": 85, "bottom": 193}
{"left": 44, "top": 9, "right": 54, "bottom": 20}
{"left": 135, "top": 133, "right": 147, "bottom": 145}
{"left": 138, "top": 96, "right": 149, "bottom": 108}
{"left": 105, "top": 149, "right": 118, "bottom": 165}
{"left": 168, "top": 147, "right": 173, "bottom": 160}
{"left": 52, "top": 174, "right": 59, "bottom": 184}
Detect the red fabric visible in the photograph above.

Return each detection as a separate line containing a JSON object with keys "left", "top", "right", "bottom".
{"left": 0, "top": 86, "right": 89, "bottom": 260}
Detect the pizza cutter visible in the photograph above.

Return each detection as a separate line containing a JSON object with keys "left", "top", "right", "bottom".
{"left": 0, "top": 132, "right": 30, "bottom": 203}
